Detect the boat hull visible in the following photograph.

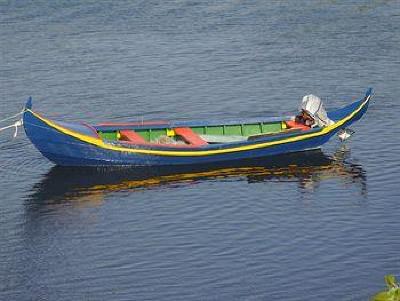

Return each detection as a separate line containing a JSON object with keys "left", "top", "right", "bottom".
{"left": 23, "top": 89, "right": 372, "bottom": 167}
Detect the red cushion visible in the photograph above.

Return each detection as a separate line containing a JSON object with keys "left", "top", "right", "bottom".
{"left": 119, "top": 130, "right": 146, "bottom": 144}
{"left": 285, "top": 120, "right": 310, "bottom": 131}
{"left": 174, "top": 128, "right": 208, "bottom": 146}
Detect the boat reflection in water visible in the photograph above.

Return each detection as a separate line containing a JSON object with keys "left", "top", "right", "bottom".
{"left": 28, "top": 148, "right": 366, "bottom": 206}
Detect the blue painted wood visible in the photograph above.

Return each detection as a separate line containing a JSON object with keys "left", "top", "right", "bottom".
{"left": 23, "top": 89, "right": 373, "bottom": 167}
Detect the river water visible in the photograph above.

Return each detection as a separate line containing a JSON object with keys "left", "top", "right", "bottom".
{"left": 1, "top": 1, "right": 399, "bottom": 300}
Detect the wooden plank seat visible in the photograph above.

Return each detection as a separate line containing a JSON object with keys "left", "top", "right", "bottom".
{"left": 118, "top": 128, "right": 208, "bottom": 147}
{"left": 174, "top": 127, "right": 208, "bottom": 146}
{"left": 119, "top": 130, "right": 147, "bottom": 144}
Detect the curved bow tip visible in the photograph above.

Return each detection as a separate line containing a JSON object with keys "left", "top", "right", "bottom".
{"left": 25, "top": 96, "right": 32, "bottom": 110}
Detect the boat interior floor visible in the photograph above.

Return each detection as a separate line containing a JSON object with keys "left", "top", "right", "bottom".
{"left": 95, "top": 118, "right": 313, "bottom": 147}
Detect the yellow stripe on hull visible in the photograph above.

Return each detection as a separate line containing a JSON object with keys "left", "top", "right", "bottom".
{"left": 27, "top": 95, "right": 369, "bottom": 157}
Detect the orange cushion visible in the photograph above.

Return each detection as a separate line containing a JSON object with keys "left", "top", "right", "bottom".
{"left": 119, "top": 130, "right": 146, "bottom": 144}
{"left": 174, "top": 128, "right": 208, "bottom": 146}
{"left": 285, "top": 120, "right": 310, "bottom": 131}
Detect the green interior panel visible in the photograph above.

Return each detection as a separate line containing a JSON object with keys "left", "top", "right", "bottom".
{"left": 205, "top": 126, "right": 224, "bottom": 135}
{"left": 261, "top": 122, "right": 282, "bottom": 133}
{"left": 98, "top": 121, "right": 284, "bottom": 143}
{"left": 191, "top": 127, "right": 206, "bottom": 135}
{"left": 134, "top": 129, "right": 169, "bottom": 141}
{"left": 191, "top": 122, "right": 283, "bottom": 138}
{"left": 224, "top": 125, "right": 242, "bottom": 136}
{"left": 98, "top": 131, "right": 118, "bottom": 140}
{"left": 135, "top": 129, "right": 150, "bottom": 141}
{"left": 242, "top": 124, "right": 262, "bottom": 136}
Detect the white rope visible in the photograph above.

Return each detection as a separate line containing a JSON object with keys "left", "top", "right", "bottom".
{"left": 0, "top": 107, "right": 27, "bottom": 139}
{"left": 0, "top": 119, "right": 23, "bottom": 138}
{"left": 0, "top": 107, "right": 26, "bottom": 123}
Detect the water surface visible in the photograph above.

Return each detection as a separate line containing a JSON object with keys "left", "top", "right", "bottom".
{"left": 1, "top": 1, "right": 400, "bottom": 300}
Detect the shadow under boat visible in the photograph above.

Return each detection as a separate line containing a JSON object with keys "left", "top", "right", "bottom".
{"left": 27, "top": 148, "right": 366, "bottom": 205}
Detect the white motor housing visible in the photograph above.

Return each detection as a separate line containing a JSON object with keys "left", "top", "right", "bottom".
{"left": 300, "top": 94, "right": 334, "bottom": 127}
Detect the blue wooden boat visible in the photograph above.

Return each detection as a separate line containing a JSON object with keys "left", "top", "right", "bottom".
{"left": 23, "top": 88, "right": 373, "bottom": 167}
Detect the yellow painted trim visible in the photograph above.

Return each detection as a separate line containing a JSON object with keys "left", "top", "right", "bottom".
{"left": 166, "top": 128, "right": 175, "bottom": 137}
{"left": 27, "top": 96, "right": 369, "bottom": 157}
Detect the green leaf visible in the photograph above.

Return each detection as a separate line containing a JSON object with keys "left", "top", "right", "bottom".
{"left": 372, "top": 291, "right": 391, "bottom": 301}
{"left": 385, "top": 275, "right": 398, "bottom": 289}
{"left": 391, "top": 288, "right": 400, "bottom": 301}
{"left": 372, "top": 276, "right": 400, "bottom": 301}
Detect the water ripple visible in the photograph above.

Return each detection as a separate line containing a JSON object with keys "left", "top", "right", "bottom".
{"left": 1, "top": 1, "right": 400, "bottom": 300}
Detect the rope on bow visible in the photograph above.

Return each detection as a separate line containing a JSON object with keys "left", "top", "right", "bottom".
{"left": 0, "top": 107, "right": 26, "bottom": 138}
{"left": 0, "top": 106, "right": 25, "bottom": 123}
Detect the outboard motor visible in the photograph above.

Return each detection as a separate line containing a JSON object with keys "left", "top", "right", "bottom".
{"left": 301, "top": 94, "right": 355, "bottom": 141}
{"left": 300, "top": 95, "right": 334, "bottom": 127}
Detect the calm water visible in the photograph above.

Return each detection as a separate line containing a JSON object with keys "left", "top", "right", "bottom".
{"left": 1, "top": 1, "right": 400, "bottom": 300}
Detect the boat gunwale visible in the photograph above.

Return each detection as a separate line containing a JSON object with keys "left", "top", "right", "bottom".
{"left": 93, "top": 116, "right": 292, "bottom": 132}
{"left": 23, "top": 90, "right": 372, "bottom": 157}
